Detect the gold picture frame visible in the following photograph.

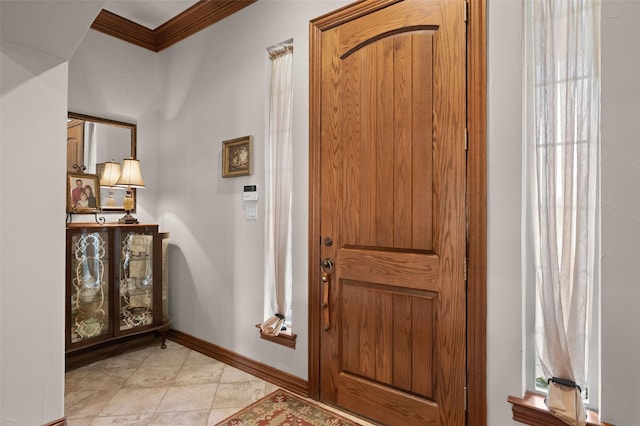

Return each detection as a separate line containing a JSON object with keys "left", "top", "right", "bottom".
{"left": 67, "top": 172, "right": 101, "bottom": 213}
{"left": 222, "top": 135, "right": 252, "bottom": 178}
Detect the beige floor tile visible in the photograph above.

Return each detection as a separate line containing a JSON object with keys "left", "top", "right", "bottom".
{"left": 65, "top": 369, "right": 92, "bottom": 395}
{"left": 207, "top": 407, "right": 242, "bottom": 424}
{"left": 65, "top": 340, "right": 371, "bottom": 425}
{"left": 66, "top": 417, "right": 98, "bottom": 426}
{"left": 124, "top": 364, "right": 181, "bottom": 388}
{"left": 174, "top": 362, "right": 224, "bottom": 385}
{"left": 162, "top": 340, "right": 184, "bottom": 350}
{"left": 65, "top": 366, "right": 92, "bottom": 381}
{"left": 99, "top": 387, "right": 168, "bottom": 416}
{"left": 91, "top": 347, "right": 153, "bottom": 369}
{"left": 65, "top": 389, "right": 118, "bottom": 419}
{"left": 211, "top": 381, "right": 266, "bottom": 409}
{"left": 156, "top": 383, "right": 218, "bottom": 412}
{"left": 219, "top": 365, "right": 262, "bottom": 383}
{"left": 91, "top": 413, "right": 153, "bottom": 425}
{"left": 71, "top": 367, "right": 137, "bottom": 392}
{"left": 148, "top": 410, "right": 210, "bottom": 426}
{"left": 183, "top": 350, "right": 219, "bottom": 366}
{"left": 142, "top": 346, "right": 190, "bottom": 367}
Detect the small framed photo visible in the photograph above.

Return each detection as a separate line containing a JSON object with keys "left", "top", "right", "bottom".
{"left": 67, "top": 172, "right": 101, "bottom": 213}
{"left": 222, "top": 135, "right": 252, "bottom": 178}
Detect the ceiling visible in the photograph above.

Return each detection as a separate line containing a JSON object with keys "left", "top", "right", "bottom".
{"left": 92, "top": 0, "right": 257, "bottom": 52}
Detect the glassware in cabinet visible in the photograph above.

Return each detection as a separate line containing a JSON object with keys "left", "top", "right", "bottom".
{"left": 119, "top": 231, "right": 154, "bottom": 331}
{"left": 69, "top": 230, "right": 110, "bottom": 343}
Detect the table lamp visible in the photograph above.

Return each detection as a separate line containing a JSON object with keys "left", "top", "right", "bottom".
{"left": 99, "top": 161, "right": 121, "bottom": 207}
{"left": 115, "top": 158, "right": 145, "bottom": 224}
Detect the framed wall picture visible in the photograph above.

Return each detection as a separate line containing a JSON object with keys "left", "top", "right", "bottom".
{"left": 222, "top": 135, "right": 252, "bottom": 178}
{"left": 67, "top": 172, "right": 101, "bottom": 213}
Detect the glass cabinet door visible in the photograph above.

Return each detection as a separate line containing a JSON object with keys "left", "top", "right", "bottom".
{"left": 161, "top": 233, "right": 169, "bottom": 322}
{"left": 119, "top": 231, "right": 154, "bottom": 331}
{"left": 70, "top": 231, "right": 109, "bottom": 343}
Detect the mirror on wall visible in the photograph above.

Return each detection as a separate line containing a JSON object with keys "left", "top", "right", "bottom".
{"left": 67, "top": 112, "right": 137, "bottom": 212}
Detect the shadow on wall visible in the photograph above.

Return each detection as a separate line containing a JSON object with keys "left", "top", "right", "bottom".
{"left": 167, "top": 238, "right": 238, "bottom": 338}
{"left": 167, "top": 243, "right": 195, "bottom": 331}
{"left": 1, "top": 42, "right": 69, "bottom": 95}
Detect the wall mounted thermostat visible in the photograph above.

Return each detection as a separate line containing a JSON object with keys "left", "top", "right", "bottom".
{"left": 243, "top": 185, "right": 258, "bottom": 201}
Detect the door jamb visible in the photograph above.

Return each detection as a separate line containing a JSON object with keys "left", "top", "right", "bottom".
{"left": 308, "top": 1, "right": 487, "bottom": 425}
{"left": 465, "top": 0, "right": 487, "bottom": 424}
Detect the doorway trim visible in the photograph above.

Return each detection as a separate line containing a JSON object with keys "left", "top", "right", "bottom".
{"left": 308, "top": 0, "right": 487, "bottom": 424}
{"left": 465, "top": 0, "right": 487, "bottom": 424}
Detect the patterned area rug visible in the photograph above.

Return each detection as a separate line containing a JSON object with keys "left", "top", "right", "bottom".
{"left": 215, "top": 389, "right": 363, "bottom": 426}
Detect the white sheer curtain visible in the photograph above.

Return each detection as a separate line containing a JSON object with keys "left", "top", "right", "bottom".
{"left": 84, "top": 122, "right": 97, "bottom": 173}
{"left": 260, "top": 42, "right": 293, "bottom": 336}
{"left": 525, "top": 1, "right": 599, "bottom": 424}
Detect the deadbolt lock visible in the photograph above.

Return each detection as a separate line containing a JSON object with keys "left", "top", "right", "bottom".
{"left": 320, "top": 258, "right": 334, "bottom": 274}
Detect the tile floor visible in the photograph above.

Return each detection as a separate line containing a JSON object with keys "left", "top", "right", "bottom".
{"left": 65, "top": 339, "right": 375, "bottom": 426}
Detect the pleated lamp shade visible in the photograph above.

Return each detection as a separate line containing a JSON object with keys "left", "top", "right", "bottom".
{"left": 115, "top": 158, "right": 145, "bottom": 188}
{"left": 99, "top": 161, "right": 121, "bottom": 187}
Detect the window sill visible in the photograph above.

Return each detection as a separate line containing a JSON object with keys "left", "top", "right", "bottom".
{"left": 508, "top": 392, "right": 614, "bottom": 426}
{"left": 255, "top": 324, "right": 297, "bottom": 349}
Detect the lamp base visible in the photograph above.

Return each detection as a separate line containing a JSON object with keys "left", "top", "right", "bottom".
{"left": 118, "top": 213, "right": 139, "bottom": 224}
{"left": 105, "top": 190, "right": 116, "bottom": 207}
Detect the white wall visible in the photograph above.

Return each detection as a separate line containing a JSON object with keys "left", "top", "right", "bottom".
{"left": 486, "top": 0, "right": 524, "bottom": 424}
{"left": 486, "top": 1, "right": 640, "bottom": 425}
{"left": 154, "top": 0, "right": 350, "bottom": 378}
{"left": 1, "top": 2, "right": 102, "bottom": 423}
{"left": 1, "top": 45, "right": 68, "bottom": 426}
{"left": 68, "top": 30, "right": 163, "bottom": 224}
{"left": 600, "top": 1, "right": 640, "bottom": 423}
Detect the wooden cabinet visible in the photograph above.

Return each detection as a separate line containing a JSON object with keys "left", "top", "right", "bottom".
{"left": 65, "top": 223, "right": 169, "bottom": 353}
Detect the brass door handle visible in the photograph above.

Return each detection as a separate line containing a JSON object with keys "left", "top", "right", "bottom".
{"left": 320, "top": 257, "right": 334, "bottom": 332}
{"left": 322, "top": 273, "right": 330, "bottom": 332}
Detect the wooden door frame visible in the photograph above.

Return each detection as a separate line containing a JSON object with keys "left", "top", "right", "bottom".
{"left": 308, "top": 0, "right": 487, "bottom": 424}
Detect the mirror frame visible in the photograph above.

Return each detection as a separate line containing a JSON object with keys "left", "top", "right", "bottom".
{"left": 67, "top": 112, "right": 137, "bottom": 213}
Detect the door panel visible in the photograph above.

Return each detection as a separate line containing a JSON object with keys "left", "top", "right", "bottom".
{"left": 341, "top": 281, "right": 436, "bottom": 398}
{"left": 340, "top": 32, "right": 435, "bottom": 251}
{"left": 313, "top": 0, "right": 466, "bottom": 424}
{"left": 337, "top": 248, "right": 440, "bottom": 291}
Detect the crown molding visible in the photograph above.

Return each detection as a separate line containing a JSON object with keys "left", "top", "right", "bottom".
{"left": 90, "top": 0, "right": 257, "bottom": 52}
{"left": 91, "top": 9, "right": 157, "bottom": 51}
{"left": 155, "top": 0, "right": 256, "bottom": 51}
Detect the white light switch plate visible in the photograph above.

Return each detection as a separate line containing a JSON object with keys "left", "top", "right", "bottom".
{"left": 246, "top": 204, "right": 258, "bottom": 220}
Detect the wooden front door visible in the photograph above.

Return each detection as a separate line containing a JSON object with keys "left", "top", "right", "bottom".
{"left": 310, "top": 0, "right": 467, "bottom": 424}
{"left": 67, "top": 119, "right": 84, "bottom": 172}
